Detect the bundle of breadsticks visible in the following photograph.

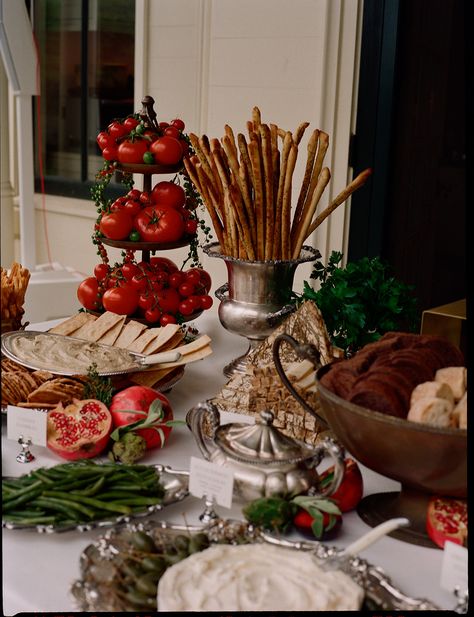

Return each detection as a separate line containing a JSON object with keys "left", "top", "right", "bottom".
{"left": 184, "top": 107, "right": 372, "bottom": 260}
{"left": 1, "top": 262, "right": 31, "bottom": 327}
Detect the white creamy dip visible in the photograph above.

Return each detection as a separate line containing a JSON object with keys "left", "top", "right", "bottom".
{"left": 157, "top": 543, "right": 364, "bottom": 612}
{"left": 10, "top": 333, "right": 136, "bottom": 374}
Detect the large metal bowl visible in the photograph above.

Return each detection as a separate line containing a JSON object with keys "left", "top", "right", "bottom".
{"left": 315, "top": 363, "right": 467, "bottom": 547}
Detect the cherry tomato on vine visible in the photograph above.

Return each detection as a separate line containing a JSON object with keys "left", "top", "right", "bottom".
{"left": 127, "top": 189, "right": 142, "bottom": 200}
{"left": 150, "top": 136, "right": 183, "bottom": 165}
{"left": 121, "top": 199, "right": 142, "bottom": 218}
{"left": 149, "top": 256, "right": 178, "bottom": 272}
{"left": 155, "top": 288, "right": 180, "bottom": 314}
{"left": 179, "top": 299, "right": 195, "bottom": 316}
{"left": 99, "top": 211, "right": 134, "bottom": 240}
{"left": 108, "top": 121, "right": 128, "bottom": 139}
{"left": 128, "top": 230, "right": 141, "bottom": 242}
{"left": 160, "top": 313, "right": 177, "bottom": 326}
{"left": 130, "top": 273, "right": 148, "bottom": 293}
{"left": 185, "top": 218, "right": 198, "bottom": 235}
{"left": 144, "top": 306, "right": 162, "bottom": 323}
{"left": 102, "top": 285, "right": 139, "bottom": 316}
{"left": 121, "top": 262, "right": 140, "bottom": 280}
{"left": 169, "top": 271, "right": 185, "bottom": 289}
{"left": 123, "top": 116, "right": 140, "bottom": 132}
{"left": 178, "top": 282, "right": 195, "bottom": 297}
{"left": 138, "top": 292, "right": 154, "bottom": 311}
{"left": 143, "top": 151, "right": 154, "bottom": 165}
{"left": 185, "top": 268, "right": 212, "bottom": 293}
{"left": 171, "top": 118, "right": 185, "bottom": 131}
{"left": 139, "top": 191, "right": 153, "bottom": 205}
{"left": 77, "top": 277, "right": 102, "bottom": 311}
{"left": 151, "top": 181, "right": 186, "bottom": 209}
{"left": 96, "top": 131, "right": 115, "bottom": 150}
{"left": 187, "top": 295, "right": 203, "bottom": 311}
{"left": 102, "top": 146, "right": 118, "bottom": 161}
{"left": 163, "top": 125, "right": 181, "bottom": 140}
{"left": 117, "top": 138, "right": 149, "bottom": 164}
{"left": 183, "top": 269, "right": 201, "bottom": 286}
{"left": 93, "top": 263, "right": 110, "bottom": 282}
{"left": 200, "top": 294, "right": 213, "bottom": 310}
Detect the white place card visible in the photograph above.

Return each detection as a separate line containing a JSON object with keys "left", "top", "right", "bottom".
{"left": 189, "top": 456, "right": 234, "bottom": 509}
{"left": 440, "top": 541, "right": 468, "bottom": 593}
{"left": 7, "top": 405, "right": 48, "bottom": 447}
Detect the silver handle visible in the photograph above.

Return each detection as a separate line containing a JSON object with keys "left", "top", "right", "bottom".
{"left": 139, "top": 350, "right": 181, "bottom": 365}
{"left": 215, "top": 283, "right": 229, "bottom": 301}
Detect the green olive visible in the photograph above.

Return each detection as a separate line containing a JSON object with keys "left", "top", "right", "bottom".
{"left": 141, "top": 554, "right": 167, "bottom": 575}
{"left": 188, "top": 532, "right": 210, "bottom": 553}
{"left": 136, "top": 571, "right": 162, "bottom": 596}
{"left": 129, "top": 531, "right": 158, "bottom": 553}
{"left": 173, "top": 534, "right": 190, "bottom": 553}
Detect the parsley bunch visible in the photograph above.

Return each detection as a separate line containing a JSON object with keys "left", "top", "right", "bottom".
{"left": 300, "top": 251, "right": 420, "bottom": 355}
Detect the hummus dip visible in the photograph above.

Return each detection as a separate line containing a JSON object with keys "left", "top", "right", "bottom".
{"left": 10, "top": 332, "right": 136, "bottom": 374}
{"left": 157, "top": 543, "right": 364, "bottom": 611}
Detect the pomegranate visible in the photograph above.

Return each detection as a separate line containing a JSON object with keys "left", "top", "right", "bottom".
{"left": 426, "top": 496, "right": 468, "bottom": 549}
{"left": 109, "top": 385, "right": 174, "bottom": 449}
{"left": 47, "top": 399, "right": 112, "bottom": 460}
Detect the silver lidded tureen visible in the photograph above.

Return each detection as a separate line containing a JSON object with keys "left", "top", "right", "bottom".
{"left": 186, "top": 400, "right": 345, "bottom": 503}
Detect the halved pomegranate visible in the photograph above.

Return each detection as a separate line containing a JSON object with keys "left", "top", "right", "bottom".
{"left": 426, "top": 496, "right": 468, "bottom": 549}
{"left": 47, "top": 399, "right": 112, "bottom": 460}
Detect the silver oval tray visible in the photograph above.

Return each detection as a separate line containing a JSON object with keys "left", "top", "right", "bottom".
{"left": 2, "top": 465, "right": 189, "bottom": 533}
{"left": 70, "top": 518, "right": 440, "bottom": 612}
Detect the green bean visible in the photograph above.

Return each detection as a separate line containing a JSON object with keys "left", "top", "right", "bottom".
{"left": 2, "top": 488, "right": 43, "bottom": 512}
{"left": 30, "top": 470, "right": 55, "bottom": 484}
{"left": 3, "top": 514, "right": 57, "bottom": 525}
{"left": 3, "top": 480, "right": 43, "bottom": 502}
{"left": 33, "top": 497, "right": 94, "bottom": 520}
{"left": 109, "top": 497, "right": 163, "bottom": 507}
{"left": 71, "top": 476, "right": 106, "bottom": 496}
{"left": 42, "top": 491, "right": 132, "bottom": 515}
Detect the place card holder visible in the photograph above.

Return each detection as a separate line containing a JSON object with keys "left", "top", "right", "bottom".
{"left": 199, "top": 494, "right": 219, "bottom": 523}
{"left": 16, "top": 435, "right": 35, "bottom": 463}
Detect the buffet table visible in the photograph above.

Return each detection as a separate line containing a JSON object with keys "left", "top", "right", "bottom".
{"left": 1, "top": 306, "right": 460, "bottom": 613}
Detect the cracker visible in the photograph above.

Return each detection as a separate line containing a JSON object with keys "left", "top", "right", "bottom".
{"left": 141, "top": 324, "right": 181, "bottom": 355}
{"left": 74, "top": 311, "right": 125, "bottom": 342}
{"left": 97, "top": 315, "right": 127, "bottom": 346}
{"left": 126, "top": 328, "right": 164, "bottom": 354}
{"left": 48, "top": 312, "right": 92, "bottom": 336}
{"left": 113, "top": 320, "right": 148, "bottom": 349}
{"left": 69, "top": 313, "right": 98, "bottom": 338}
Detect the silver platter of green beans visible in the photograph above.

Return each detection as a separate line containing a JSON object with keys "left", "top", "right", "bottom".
{"left": 71, "top": 518, "right": 256, "bottom": 612}
{"left": 2, "top": 460, "right": 189, "bottom": 532}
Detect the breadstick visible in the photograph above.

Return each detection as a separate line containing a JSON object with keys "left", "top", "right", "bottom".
{"left": 292, "top": 129, "right": 319, "bottom": 239}
{"left": 199, "top": 136, "right": 224, "bottom": 201}
{"left": 259, "top": 124, "right": 275, "bottom": 260}
{"left": 305, "top": 168, "right": 373, "bottom": 238}
{"left": 224, "top": 124, "right": 238, "bottom": 160}
{"left": 281, "top": 143, "right": 298, "bottom": 259}
{"left": 237, "top": 133, "right": 255, "bottom": 190}
{"left": 246, "top": 121, "right": 254, "bottom": 139}
{"left": 229, "top": 182, "right": 256, "bottom": 260}
{"left": 293, "top": 121, "right": 310, "bottom": 145}
{"left": 248, "top": 137, "right": 265, "bottom": 259}
{"left": 221, "top": 135, "right": 254, "bottom": 238}
{"left": 292, "top": 167, "right": 331, "bottom": 259}
{"left": 192, "top": 161, "right": 227, "bottom": 251}
{"left": 274, "top": 131, "right": 293, "bottom": 259}
{"left": 252, "top": 106, "right": 262, "bottom": 129}
{"left": 188, "top": 133, "right": 215, "bottom": 185}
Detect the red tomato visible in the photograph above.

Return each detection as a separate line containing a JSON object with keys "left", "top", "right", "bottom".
{"left": 139, "top": 191, "right": 153, "bottom": 205}
{"left": 93, "top": 263, "right": 110, "bottom": 282}
{"left": 171, "top": 118, "right": 185, "bottom": 131}
{"left": 102, "top": 285, "right": 139, "bottom": 316}
{"left": 151, "top": 181, "right": 186, "bottom": 208}
{"left": 319, "top": 458, "right": 364, "bottom": 513}
{"left": 127, "top": 188, "right": 142, "bottom": 200}
{"left": 121, "top": 199, "right": 142, "bottom": 218}
{"left": 187, "top": 295, "right": 203, "bottom": 311}
{"left": 185, "top": 219, "right": 198, "bottom": 235}
{"left": 108, "top": 121, "right": 128, "bottom": 139}
{"left": 149, "top": 257, "right": 179, "bottom": 272}
{"left": 184, "top": 267, "right": 212, "bottom": 293}
{"left": 138, "top": 292, "right": 154, "bottom": 311}
{"left": 130, "top": 273, "right": 148, "bottom": 293}
{"left": 160, "top": 313, "right": 177, "bottom": 326}
{"left": 102, "top": 146, "right": 118, "bottom": 161}
{"left": 179, "top": 299, "right": 195, "bottom": 316}
{"left": 183, "top": 269, "right": 201, "bottom": 286}
{"left": 99, "top": 211, "right": 134, "bottom": 240}
{"left": 144, "top": 306, "right": 162, "bottom": 323}
{"left": 133, "top": 205, "right": 185, "bottom": 243}
{"left": 121, "top": 262, "right": 140, "bottom": 280}
{"left": 200, "top": 294, "right": 213, "bottom": 310}
{"left": 96, "top": 131, "right": 115, "bottom": 150}
{"left": 163, "top": 126, "right": 181, "bottom": 139}
{"left": 150, "top": 136, "right": 183, "bottom": 165}
{"left": 123, "top": 116, "right": 140, "bottom": 131}
{"left": 158, "top": 121, "right": 170, "bottom": 130}
{"left": 178, "top": 282, "right": 195, "bottom": 297}
{"left": 109, "top": 386, "right": 174, "bottom": 449}
{"left": 117, "top": 138, "right": 149, "bottom": 164}
{"left": 169, "top": 271, "right": 185, "bottom": 289}
{"left": 77, "top": 277, "right": 102, "bottom": 311}
{"left": 156, "top": 288, "right": 180, "bottom": 314}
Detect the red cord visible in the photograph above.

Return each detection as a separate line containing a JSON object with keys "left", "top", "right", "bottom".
{"left": 32, "top": 31, "right": 53, "bottom": 266}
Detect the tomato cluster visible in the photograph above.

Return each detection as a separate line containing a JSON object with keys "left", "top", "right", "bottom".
{"left": 77, "top": 256, "right": 213, "bottom": 325}
{"left": 96, "top": 116, "right": 188, "bottom": 166}
{"left": 98, "top": 181, "right": 198, "bottom": 244}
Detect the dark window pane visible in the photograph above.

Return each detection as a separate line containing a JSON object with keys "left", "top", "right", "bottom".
{"left": 32, "top": 0, "right": 135, "bottom": 197}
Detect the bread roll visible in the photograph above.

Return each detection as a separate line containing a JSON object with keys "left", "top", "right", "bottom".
{"left": 407, "top": 396, "right": 453, "bottom": 428}
{"left": 410, "top": 381, "right": 454, "bottom": 407}
{"left": 451, "top": 392, "right": 467, "bottom": 429}
{"left": 435, "top": 366, "right": 467, "bottom": 402}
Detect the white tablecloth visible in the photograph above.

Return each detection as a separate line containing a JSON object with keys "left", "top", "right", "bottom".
{"left": 1, "top": 307, "right": 459, "bottom": 612}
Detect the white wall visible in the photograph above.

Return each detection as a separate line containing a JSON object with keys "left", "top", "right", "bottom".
{"left": 2, "top": 0, "right": 362, "bottom": 313}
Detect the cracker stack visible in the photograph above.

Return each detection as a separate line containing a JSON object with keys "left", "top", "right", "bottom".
{"left": 1, "top": 262, "right": 31, "bottom": 333}
{"left": 212, "top": 300, "right": 342, "bottom": 445}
